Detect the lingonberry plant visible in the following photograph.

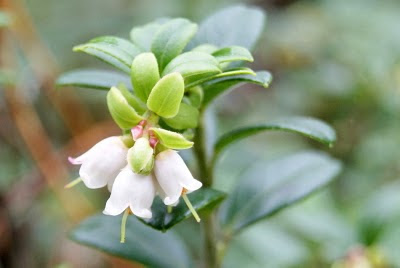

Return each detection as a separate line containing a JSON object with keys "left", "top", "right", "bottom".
{"left": 56, "top": 5, "right": 341, "bottom": 268}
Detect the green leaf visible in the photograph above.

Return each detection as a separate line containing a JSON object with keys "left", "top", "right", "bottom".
{"left": 107, "top": 87, "right": 143, "bottom": 129}
{"left": 163, "top": 102, "right": 199, "bottom": 130}
{"left": 141, "top": 188, "right": 226, "bottom": 231}
{"left": 117, "top": 83, "right": 147, "bottom": 114}
{"left": 187, "top": 86, "right": 203, "bottom": 108}
{"left": 131, "top": 52, "right": 160, "bottom": 102}
{"left": 191, "top": 44, "right": 218, "bottom": 54}
{"left": 213, "top": 116, "right": 336, "bottom": 161}
{"left": 203, "top": 71, "right": 272, "bottom": 106}
{"left": 220, "top": 151, "right": 342, "bottom": 234}
{"left": 151, "top": 18, "right": 198, "bottom": 71}
{"left": 147, "top": 72, "right": 184, "bottom": 118}
{"left": 212, "top": 46, "right": 254, "bottom": 64}
{"left": 55, "top": 69, "right": 131, "bottom": 90}
{"left": 185, "top": 67, "right": 256, "bottom": 89}
{"left": 150, "top": 127, "right": 193, "bottom": 149}
{"left": 130, "top": 19, "right": 169, "bottom": 51}
{"left": 162, "top": 52, "right": 221, "bottom": 82}
{"left": 73, "top": 36, "right": 141, "bottom": 73}
{"left": 191, "top": 5, "right": 265, "bottom": 50}
{"left": 69, "top": 213, "right": 191, "bottom": 268}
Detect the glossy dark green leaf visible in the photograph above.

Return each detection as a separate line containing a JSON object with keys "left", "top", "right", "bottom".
{"left": 184, "top": 67, "right": 256, "bottom": 89}
{"left": 212, "top": 46, "right": 254, "bottom": 64}
{"left": 141, "top": 188, "right": 226, "bottom": 231}
{"left": 202, "top": 71, "right": 272, "bottom": 106}
{"left": 151, "top": 18, "right": 198, "bottom": 71}
{"left": 69, "top": 213, "right": 191, "bottom": 268}
{"left": 191, "top": 5, "right": 265, "bottom": 50}
{"left": 219, "top": 151, "right": 342, "bottom": 234}
{"left": 73, "top": 36, "right": 141, "bottom": 73}
{"left": 213, "top": 116, "right": 336, "bottom": 161}
{"left": 55, "top": 69, "right": 131, "bottom": 90}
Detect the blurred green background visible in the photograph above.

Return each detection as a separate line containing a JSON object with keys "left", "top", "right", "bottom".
{"left": 1, "top": 0, "right": 400, "bottom": 267}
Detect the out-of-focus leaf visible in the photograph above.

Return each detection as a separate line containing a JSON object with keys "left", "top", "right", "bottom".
{"left": 203, "top": 71, "right": 272, "bottom": 106}
{"left": 69, "top": 214, "right": 191, "bottom": 268}
{"left": 130, "top": 19, "right": 169, "bottom": 51}
{"left": 0, "top": 11, "right": 11, "bottom": 28}
{"left": 214, "top": 116, "right": 336, "bottom": 160}
{"left": 162, "top": 52, "right": 221, "bottom": 81}
{"left": 141, "top": 188, "right": 226, "bottom": 231}
{"left": 163, "top": 102, "right": 199, "bottom": 130}
{"left": 73, "top": 36, "right": 141, "bottom": 73}
{"left": 212, "top": 46, "right": 254, "bottom": 64}
{"left": 220, "top": 151, "right": 342, "bottom": 234}
{"left": 55, "top": 69, "right": 131, "bottom": 90}
{"left": 151, "top": 18, "right": 198, "bottom": 71}
{"left": 191, "top": 5, "right": 265, "bottom": 50}
{"left": 185, "top": 67, "right": 256, "bottom": 89}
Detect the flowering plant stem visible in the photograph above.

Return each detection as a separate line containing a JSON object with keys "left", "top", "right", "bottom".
{"left": 194, "top": 109, "right": 220, "bottom": 268}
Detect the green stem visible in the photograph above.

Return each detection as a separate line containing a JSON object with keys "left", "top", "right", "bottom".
{"left": 194, "top": 109, "right": 219, "bottom": 267}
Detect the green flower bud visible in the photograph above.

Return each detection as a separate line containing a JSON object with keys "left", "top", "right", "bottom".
{"left": 163, "top": 102, "right": 199, "bottom": 130}
{"left": 147, "top": 72, "right": 184, "bottom": 118}
{"left": 149, "top": 127, "right": 193, "bottom": 149}
{"left": 127, "top": 137, "right": 154, "bottom": 174}
{"left": 131, "top": 52, "right": 160, "bottom": 102}
{"left": 107, "top": 87, "right": 144, "bottom": 130}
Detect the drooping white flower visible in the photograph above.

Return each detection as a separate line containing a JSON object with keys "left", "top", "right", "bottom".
{"left": 68, "top": 136, "right": 128, "bottom": 189}
{"left": 103, "top": 166, "right": 156, "bottom": 219}
{"left": 154, "top": 150, "right": 202, "bottom": 205}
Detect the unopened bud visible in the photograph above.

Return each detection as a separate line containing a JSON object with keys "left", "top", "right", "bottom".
{"left": 131, "top": 120, "right": 147, "bottom": 140}
{"left": 127, "top": 137, "right": 154, "bottom": 174}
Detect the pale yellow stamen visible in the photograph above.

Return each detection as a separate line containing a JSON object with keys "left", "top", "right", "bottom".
{"left": 167, "top": 205, "right": 173, "bottom": 213}
{"left": 182, "top": 193, "right": 200, "bottom": 222}
{"left": 120, "top": 208, "right": 130, "bottom": 243}
{"left": 64, "top": 177, "right": 82, "bottom": 189}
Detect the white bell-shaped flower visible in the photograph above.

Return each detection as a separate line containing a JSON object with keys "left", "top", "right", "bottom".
{"left": 103, "top": 166, "right": 156, "bottom": 219}
{"left": 154, "top": 150, "right": 202, "bottom": 205}
{"left": 68, "top": 136, "right": 127, "bottom": 189}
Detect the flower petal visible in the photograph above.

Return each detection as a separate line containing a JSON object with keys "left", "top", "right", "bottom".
{"left": 75, "top": 136, "right": 128, "bottom": 189}
{"left": 103, "top": 166, "right": 155, "bottom": 218}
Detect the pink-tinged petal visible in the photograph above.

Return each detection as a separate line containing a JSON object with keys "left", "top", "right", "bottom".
{"left": 73, "top": 136, "right": 128, "bottom": 189}
{"left": 68, "top": 156, "right": 83, "bottom": 165}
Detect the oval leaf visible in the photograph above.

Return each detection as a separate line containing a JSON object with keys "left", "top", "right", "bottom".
{"left": 213, "top": 116, "right": 336, "bottom": 161}
{"left": 151, "top": 18, "right": 198, "bottom": 71}
{"left": 190, "top": 5, "right": 265, "bottom": 50}
{"left": 131, "top": 52, "right": 160, "bottom": 102}
{"left": 56, "top": 69, "right": 131, "bottom": 90}
{"left": 147, "top": 72, "right": 184, "bottom": 118}
{"left": 69, "top": 214, "right": 191, "bottom": 268}
{"left": 107, "top": 87, "right": 143, "bottom": 129}
{"left": 150, "top": 127, "right": 193, "bottom": 149}
{"left": 162, "top": 51, "right": 221, "bottom": 79}
{"left": 212, "top": 46, "right": 254, "bottom": 64}
{"left": 203, "top": 71, "right": 272, "bottom": 106}
{"left": 73, "top": 36, "right": 141, "bottom": 73}
{"left": 185, "top": 67, "right": 256, "bottom": 89}
{"left": 141, "top": 188, "right": 226, "bottom": 231}
{"left": 163, "top": 102, "right": 199, "bottom": 130}
{"left": 219, "top": 151, "right": 342, "bottom": 234}
{"left": 130, "top": 19, "right": 169, "bottom": 51}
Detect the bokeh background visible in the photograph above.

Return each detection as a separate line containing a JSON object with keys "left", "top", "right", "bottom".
{"left": 1, "top": 0, "right": 400, "bottom": 267}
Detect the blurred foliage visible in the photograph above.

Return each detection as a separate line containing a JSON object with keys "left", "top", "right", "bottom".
{"left": 1, "top": 0, "right": 400, "bottom": 267}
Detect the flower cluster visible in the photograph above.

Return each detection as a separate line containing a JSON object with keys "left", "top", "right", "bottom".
{"left": 68, "top": 120, "right": 202, "bottom": 220}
